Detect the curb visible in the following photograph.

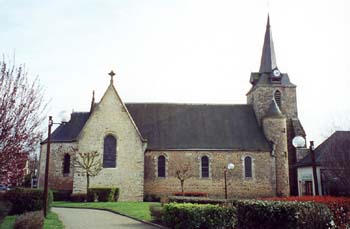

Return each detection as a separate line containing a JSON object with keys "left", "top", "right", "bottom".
{"left": 52, "top": 206, "right": 168, "bottom": 228}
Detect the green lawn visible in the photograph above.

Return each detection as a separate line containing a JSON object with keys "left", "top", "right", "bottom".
{"left": 53, "top": 201, "right": 160, "bottom": 221}
{"left": 0, "top": 212, "right": 64, "bottom": 229}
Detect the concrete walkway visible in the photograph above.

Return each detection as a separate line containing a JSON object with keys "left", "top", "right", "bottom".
{"left": 52, "top": 207, "right": 159, "bottom": 229}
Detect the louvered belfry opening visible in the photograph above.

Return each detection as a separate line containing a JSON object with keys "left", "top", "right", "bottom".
{"left": 274, "top": 90, "right": 282, "bottom": 109}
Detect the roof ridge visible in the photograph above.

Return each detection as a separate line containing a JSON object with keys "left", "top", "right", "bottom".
{"left": 125, "top": 102, "right": 250, "bottom": 106}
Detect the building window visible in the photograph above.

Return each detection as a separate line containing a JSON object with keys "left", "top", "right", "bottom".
{"left": 274, "top": 90, "right": 282, "bottom": 108}
{"left": 244, "top": 156, "right": 252, "bottom": 178}
{"left": 103, "top": 135, "right": 117, "bottom": 168}
{"left": 63, "top": 154, "right": 70, "bottom": 175}
{"left": 158, "top": 155, "right": 166, "bottom": 177}
{"left": 201, "top": 156, "right": 209, "bottom": 178}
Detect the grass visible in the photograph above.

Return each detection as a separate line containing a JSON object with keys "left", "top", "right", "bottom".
{"left": 0, "top": 211, "right": 64, "bottom": 229}
{"left": 53, "top": 201, "right": 160, "bottom": 221}
{"left": 44, "top": 211, "right": 64, "bottom": 229}
{"left": 0, "top": 215, "right": 16, "bottom": 229}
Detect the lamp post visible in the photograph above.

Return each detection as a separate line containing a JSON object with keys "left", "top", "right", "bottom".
{"left": 224, "top": 163, "right": 235, "bottom": 199}
{"left": 43, "top": 116, "right": 65, "bottom": 217}
{"left": 43, "top": 116, "right": 53, "bottom": 217}
{"left": 310, "top": 141, "right": 319, "bottom": 195}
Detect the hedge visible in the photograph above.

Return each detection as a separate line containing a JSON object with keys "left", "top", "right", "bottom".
{"left": 13, "top": 211, "right": 44, "bottom": 229}
{"left": 234, "top": 199, "right": 333, "bottom": 228}
{"left": 87, "top": 188, "right": 119, "bottom": 202}
{"left": 5, "top": 188, "right": 53, "bottom": 215}
{"left": 263, "top": 196, "right": 350, "bottom": 228}
{"left": 163, "top": 203, "right": 236, "bottom": 229}
{"left": 168, "top": 196, "right": 226, "bottom": 205}
{"left": 173, "top": 192, "right": 208, "bottom": 197}
{"left": 52, "top": 190, "right": 72, "bottom": 201}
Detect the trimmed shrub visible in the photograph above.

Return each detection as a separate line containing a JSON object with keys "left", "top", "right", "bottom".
{"left": 263, "top": 196, "right": 350, "bottom": 228}
{"left": 168, "top": 196, "right": 226, "bottom": 205}
{"left": 149, "top": 204, "right": 164, "bottom": 222}
{"left": 144, "top": 194, "right": 161, "bottom": 202}
{"left": 173, "top": 192, "right": 208, "bottom": 197}
{"left": 52, "top": 190, "right": 72, "bottom": 201}
{"left": 14, "top": 211, "right": 44, "bottom": 229}
{"left": 234, "top": 199, "right": 333, "bottom": 229}
{"left": 87, "top": 188, "right": 119, "bottom": 202}
{"left": 163, "top": 203, "right": 236, "bottom": 229}
{"left": 70, "top": 193, "right": 87, "bottom": 202}
{"left": 5, "top": 188, "right": 53, "bottom": 215}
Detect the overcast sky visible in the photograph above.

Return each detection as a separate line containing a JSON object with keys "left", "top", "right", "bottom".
{"left": 1, "top": 0, "right": 349, "bottom": 145}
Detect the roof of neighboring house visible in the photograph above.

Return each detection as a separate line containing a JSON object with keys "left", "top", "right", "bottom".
{"left": 43, "top": 103, "right": 271, "bottom": 151}
{"left": 295, "top": 131, "right": 350, "bottom": 167}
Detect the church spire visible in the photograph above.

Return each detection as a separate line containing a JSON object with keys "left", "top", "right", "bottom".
{"left": 259, "top": 15, "right": 277, "bottom": 73}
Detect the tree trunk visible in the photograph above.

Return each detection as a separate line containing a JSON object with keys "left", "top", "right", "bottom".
{"left": 181, "top": 179, "right": 184, "bottom": 196}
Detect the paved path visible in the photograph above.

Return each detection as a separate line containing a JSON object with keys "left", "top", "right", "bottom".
{"left": 52, "top": 207, "right": 159, "bottom": 229}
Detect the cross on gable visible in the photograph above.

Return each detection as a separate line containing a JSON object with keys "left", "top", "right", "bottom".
{"left": 109, "top": 70, "right": 116, "bottom": 84}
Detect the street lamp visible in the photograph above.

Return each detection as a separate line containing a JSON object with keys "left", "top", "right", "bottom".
{"left": 309, "top": 141, "right": 319, "bottom": 195}
{"left": 224, "top": 163, "right": 235, "bottom": 199}
{"left": 43, "top": 116, "right": 65, "bottom": 217}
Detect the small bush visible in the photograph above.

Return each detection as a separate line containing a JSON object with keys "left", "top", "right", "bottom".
{"left": 5, "top": 188, "right": 53, "bottom": 215}
{"left": 52, "top": 190, "right": 72, "bottom": 201}
{"left": 149, "top": 204, "right": 164, "bottom": 222}
{"left": 87, "top": 188, "right": 119, "bottom": 202}
{"left": 70, "top": 193, "right": 87, "bottom": 202}
{"left": 163, "top": 203, "right": 236, "bottom": 229}
{"left": 144, "top": 194, "right": 161, "bottom": 202}
{"left": 173, "top": 192, "right": 208, "bottom": 197}
{"left": 234, "top": 199, "right": 333, "bottom": 229}
{"left": 14, "top": 211, "right": 44, "bottom": 229}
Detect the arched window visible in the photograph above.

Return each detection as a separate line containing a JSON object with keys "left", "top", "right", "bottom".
{"left": 274, "top": 90, "right": 282, "bottom": 109}
{"left": 201, "top": 156, "right": 209, "bottom": 178}
{"left": 63, "top": 154, "right": 70, "bottom": 175}
{"left": 158, "top": 155, "right": 166, "bottom": 177}
{"left": 244, "top": 156, "right": 252, "bottom": 178}
{"left": 103, "top": 135, "right": 117, "bottom": 168}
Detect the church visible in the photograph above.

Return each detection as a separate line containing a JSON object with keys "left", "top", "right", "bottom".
{"left": 38, "top": 16, "right": 306, "bottom": 201}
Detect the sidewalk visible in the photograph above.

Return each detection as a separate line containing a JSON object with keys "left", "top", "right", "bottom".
{"left": 52, "top": 207, "right": 159, "bottom": 229}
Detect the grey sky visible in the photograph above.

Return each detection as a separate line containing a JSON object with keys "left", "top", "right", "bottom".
{"left": 1, "top": 0, "right": 349, "bottom": 145}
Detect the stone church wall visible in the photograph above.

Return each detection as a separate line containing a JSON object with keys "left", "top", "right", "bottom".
{"left": 72, "top": 85, "right": 146, "bottom": 201}
{"left": 38, "top": 142, "right": 77, "bottom": 191}
{"left": 144, "top": 150, "right": 276, "bottom": 198}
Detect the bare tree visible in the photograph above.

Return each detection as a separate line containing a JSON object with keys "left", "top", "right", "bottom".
{"left": 74, "top": 151, "right": 102, "bottom": 192}
{"left": 174, "top": 160, "right": 192, "bottom": 195}
{"left": 0, "top": 59, "right": 46, "bottom": 185}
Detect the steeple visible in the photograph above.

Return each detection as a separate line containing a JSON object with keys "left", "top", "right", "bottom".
{"left": 90, "top": 90, "right": 95, "bottom": 113}
{"left": 259, "top": 15, "right": 277, "bottom": 73}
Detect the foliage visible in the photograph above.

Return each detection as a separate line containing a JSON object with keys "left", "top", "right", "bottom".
{"left": 52, "top": 190, "right": 72, "bottom": 201}
{"left": 163, "top": 203, "right": 236, "bottom": 229}
{"left": 53, "top": 201, "right": 161, "bottom": 221}
{"left": 149, "top": 204, "right": 164, "bottom": 221}
{"left": 70, "top": 193, "right": 87, "bottom": 202}
{"left": 0, "top": 59, "right": 46, "bottom": 186}
{"left": 173, "top": 192, "right": 208, "bottom": 197}
{"left": 14, "top": 211, "right": 44, "bottom": 229}
{"left": 0, "top": 201, "right": 12, "bottom": 223}
{"left": 87, "top": 187, "right": 119, "bottom": 202}
{"left": 263, "top": 196, "right": 350, "bottom": 228}
{"left": 168, "top": 196, "right": 226, "bottom": 205}
{"left": 234, "top": 199, "right": 333, "bottom": 229}
{"left": 144, "top": 194, "right": 161, "bottom": 202}
{"left": 5, "top": 188, "right": 53, "bottom": 215}
{"left": 74, "top": 150, "right": 102, "bottom": 192}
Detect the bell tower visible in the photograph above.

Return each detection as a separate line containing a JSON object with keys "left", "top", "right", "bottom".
{"left": 247, "top": 15, "right": 306, "bottom": 195}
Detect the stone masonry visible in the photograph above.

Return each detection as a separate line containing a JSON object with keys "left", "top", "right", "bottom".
{"left": 144, "top": 150, "right": 276, "bottom": 198}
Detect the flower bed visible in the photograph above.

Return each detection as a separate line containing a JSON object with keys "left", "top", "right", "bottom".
{"left": 262, "top": 196, "right": 350, "bottom": 228}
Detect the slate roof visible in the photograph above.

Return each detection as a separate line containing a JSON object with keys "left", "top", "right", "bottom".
{"left": 295, "top": 131, "right": 350, "bottom": 167}
{"left": 43, "top": 103, "right": 271, "bottom": 151}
